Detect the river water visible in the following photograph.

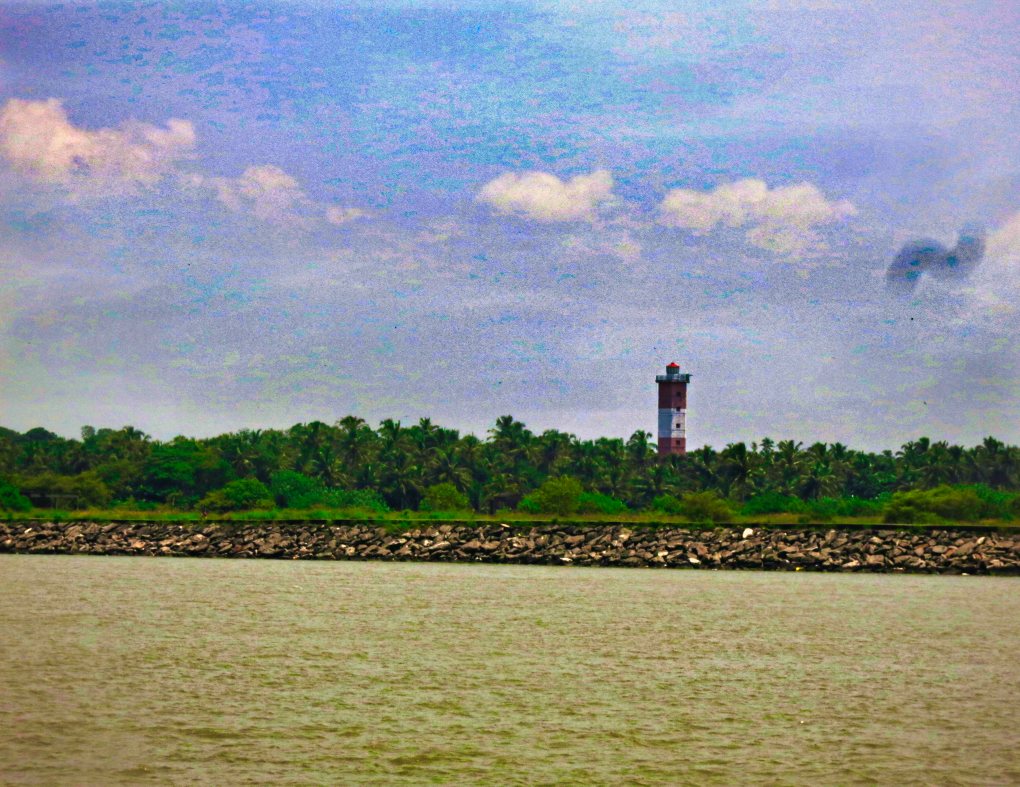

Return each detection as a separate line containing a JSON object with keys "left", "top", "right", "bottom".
{"left": 1, "top": 555, "right": 1017, "bottom": 785}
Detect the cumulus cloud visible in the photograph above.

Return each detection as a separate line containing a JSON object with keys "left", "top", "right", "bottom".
{"left": 207, "top": 165, "right": 309, "bottom": 224}
{"left": 0, "top": 97, "right": 194, "bottom": 195}
{"left": 659, "top": 178, "right": 856, "bottom": 254}
{"left": 0, "top": 97, "right": 365, "bottom": 230}
{"left": 189, "top": 165, "right": 366, "bottom": 229}
{"left": 477, "top": 169, "right": 615, "bottom": 222}
{"left": 988, "top": 211, "right": 1020, "bottom": 262}
{"left": 324, "top": 206, "right": 368, "bottom": 225}
{"left": 968, "top": 210, "right": 1020, "bottom": 314}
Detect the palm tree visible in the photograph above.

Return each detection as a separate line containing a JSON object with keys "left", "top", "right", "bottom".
{"left": 219, "top": 429, "right": 264, "bottom": 478}
{"left": 774, "top": 440, "right": 804, "bottom": 493}
{"left": 972, "top": 437, "right": 1018, "bottom": 488}
{"left": 378, "top": 419, "right": 412, "bottom": 457}
{"left": 311, "top": 444, "right": 350, "bottom": 489}
{"left": 291, "top": 421, "right": 334, "bottom": 475}
{"left": 797, "top": 461, "right": 840, "bottom": 500}
{"left": 686, "top": 445, "right": 720, "bottom": 492}
{"left": 427, "top": 447, "right": 472, "bottom": 493}
{"left": 626, "top": 430, "right": 655, "bottom": 471}
{"left": 489, "top": 415, "right": 532, "bottom": 474}
{"left": 410, "top": 417, "right": 442, "bottom": 452}
{"left": 571, "top": 439, "right": 602, "bottom": 487}
{"left": 379, "top": 450, "right": 423, "bottom": 510}
{"left": 634, "top": 462, "right": 680, "bottom": 506}
{"left": 720, "top": 442, "right": 758, "bottom": 500}
{"left": 592, "top": 438, "right": 629, "bottom": 498}
{"left": 455, "top": 435, "right": 489, "bottom": 510}
{"left": 481, "top": 472, "right": 526, "bottom": 513}
{"left": 335, "top": 416, "right": 375, "bottom": 483}
{"left": 534, "top": 429, "right": 574, "bottom": 476}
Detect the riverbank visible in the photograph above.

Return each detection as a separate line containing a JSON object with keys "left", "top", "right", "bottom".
{"left": 2, "top": 520, "right": 1019, "bottom": 573}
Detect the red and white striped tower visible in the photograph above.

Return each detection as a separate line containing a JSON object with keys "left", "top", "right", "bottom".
{"left": 656, "top": 362, "right": 691, "bottom": 456}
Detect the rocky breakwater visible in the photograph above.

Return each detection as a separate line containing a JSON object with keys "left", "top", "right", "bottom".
{"left": 2, "top": 520, "right": 1020, "bottom": 574}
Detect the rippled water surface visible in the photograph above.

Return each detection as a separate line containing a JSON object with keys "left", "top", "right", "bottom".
{"left": 1, "top": 555, "right": 1018, "bottom": 784}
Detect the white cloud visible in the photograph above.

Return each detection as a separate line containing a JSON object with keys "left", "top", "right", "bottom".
{"left": 208, "top": 165, "right": 308, "bottom": 225}
{"left": 192, "top": 165, "right": 366, "bottom": 229}
{"left": 0, "top": 97, "right": 366, "bottom": 231}
{"left": 0, "top": 97, "right": 194, "bottom": 195}
{"left": 324, "top": 206, "right": 368, "bottom": 225}
{"left": 968, "top": 210, "right": 1020, "bottom": 315}
{"left": 659, "top": 178, "right": 856, "bottom": 254}
{"left": 478, "top": 169, "right": 614, "bottom": 222}
{"left": 988, "top": 210, "right": 1020, "bottom": 264}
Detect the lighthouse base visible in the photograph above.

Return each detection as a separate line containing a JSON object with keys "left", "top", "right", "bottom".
{"left": 657, "top": 437, "right": 687, "bottom": 456}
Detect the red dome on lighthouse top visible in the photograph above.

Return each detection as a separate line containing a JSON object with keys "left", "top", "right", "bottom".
{"left": 666, "top": 362, "right": 679, "bottom": 369}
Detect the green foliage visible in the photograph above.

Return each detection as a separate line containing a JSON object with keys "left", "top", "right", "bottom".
{"left": 679, "top": 491, "right": 733, "bottom": 523}
{"left": 805, "top": 496, "right": 885, "bottom": 521}
{"left": 970, "top": 484, "right": 1017, "bottom": 520}
{"left": 577, "top": 491, "right": 628, "bottom": 515}
{"left": 421, "top": 482, "right": 471, "bottom": 512}
{"left": 266, "top": 471, "right": 389, "bottom": 512}
{"left": 0, "top": 480, "right": 31, "bottom": 512}
{"left": 518, "top": 476, "right": 583, "bottom": 516}
{"left": 516, "top": 494, "right": 541, "bottom": 514}
{"left": 883, "top": 485, "right": 993, "bottom": 524}
{"left": 650, "top": 494, "right": 683, "bottom": 514}
{"left": 881, "top": 503, "right": 943, "bottom": 525}
{"left": 270, "top": 470, "right": 326, "bottom": 509}
{"left": 93, "top": 460, "right": 142, "bottom": 501}
{"left": 14, "top": 471, "right": 111, "bottom": 508}
{"left": 322, "top": 488, "right": 389, "bottom": 513}
{"left": 743, "top": 491, "right": 886, "bottom": 523}
{"left": 741, "top": 491, "right": 806, "bottom": 516}
{"left": 1, "top": 419, "right": 1019, "bottom": 523}
{"left": 110, "top": 499, "right": 160, "bottom": 511}
{"left": 199, "top": 478, "right": 274, "bottom": 513}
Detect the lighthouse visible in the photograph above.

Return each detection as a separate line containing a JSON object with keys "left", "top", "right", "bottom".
{"left": 656, "top": 362, "right": 690, "bottom": 456}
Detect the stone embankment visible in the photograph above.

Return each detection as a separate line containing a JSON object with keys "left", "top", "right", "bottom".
{"left": 2, "top": 520, "right": 1019, "bottom": 574}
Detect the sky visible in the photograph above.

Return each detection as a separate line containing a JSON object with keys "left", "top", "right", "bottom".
{"left": 1, "top": 0, "right": 1018, "bottom": 450}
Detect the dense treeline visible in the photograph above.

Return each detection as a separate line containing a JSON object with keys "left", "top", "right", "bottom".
{"left": 1, "top": 418, "right": 1019, "bottom": 521}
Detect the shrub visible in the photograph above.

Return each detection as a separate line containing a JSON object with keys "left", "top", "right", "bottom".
{"left": 270, "top": 470, "right": 326, "bottom": 509}
{"left": 741, "top": 491, "right": 805, "bottom": 516}
{"left": 0, "top": 481, "right": 31, "bottom": 512}
{"left": 517, "top": 494, "right": 542, "bottom": 514}
{"left": 970, "top": 484, "right": 1016, "bottom": 520}
{"left": 13, "top": 471, "right": 110, "bottom": 508}
{"left": 881, "top": 502, "right": 943, "bottom": 525}
{"left": 420, "top": 482, "right": 471, "bottom": 512}
{"left": 679, "top": 491, "right": 733, "bottom": 523}
{"left": 576, "top": 492, "right": 628, "bottom": 515}
{"left": 323, "top": 488, "right": 389, "bottom": 513}
{"left": 883, "top": 485, "right": 991, "bottom": 524}
{"left": 806, "top": 496, "right": 885, "bottom": 521}
{"left": 199, "top": 478, "right": 274, "bottom": 513}
{"left": 518, "top": 495, "right": 542, "bottom": 513}
{"left": 519, "top": 476, "right": 583, "bottom": 516}
{"left": 650, "top": 494, "right": 683, "bottom": 515}
{"left": 110, "top": 499, "right": 160, "bottom": 511}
